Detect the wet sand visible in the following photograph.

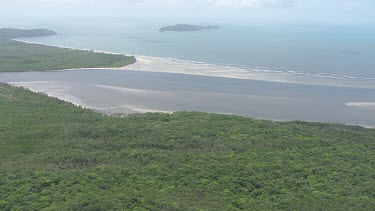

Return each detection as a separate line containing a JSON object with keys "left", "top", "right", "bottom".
{"left": 118, "top": 55, "right": 375, "bottom": 89}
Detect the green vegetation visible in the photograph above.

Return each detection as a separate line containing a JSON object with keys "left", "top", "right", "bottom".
{"left": 1, "top": 83, "right": 374, "bottom": 210}
{"left": 0, "top": 28, "right": 56, "bottom": 39}
{"left": 0, "top": 39, "right": 136, "bottom": 72}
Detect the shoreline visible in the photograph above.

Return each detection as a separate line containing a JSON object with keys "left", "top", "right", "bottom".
{"left": 6, "top": 81, "right": 375, "bottom": 129}
{"left": 9, "top": 81, "right": 90, "bottom": 108}
{"left": 9, "top": 81, "right": 173, "bottom": 115}
{"left": 13, "top": 39, "right": 375, "bottom": 89}
{"left": 346, "top": 102, "right": 375, "bottom": 110}
{"left": 4, "top": 39, "right": 374, "bottom": 129}
{"left": 12, "top": 39, "right": 134, "bottom": 57}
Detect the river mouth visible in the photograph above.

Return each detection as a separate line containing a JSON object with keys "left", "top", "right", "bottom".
{"left": 1, "top": 69, "right": 375, "bottom": 128}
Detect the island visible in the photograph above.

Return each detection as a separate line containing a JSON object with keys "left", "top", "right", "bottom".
{"left": 159, "top": 24, "right": 220, "bottom": 32}
{"left": 0, "top": 28, "right": 57, "bottom": 38}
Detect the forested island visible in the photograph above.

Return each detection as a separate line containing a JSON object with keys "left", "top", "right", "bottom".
{"left": 0, "top": 28, "right": 57, "bottom": 38}
{"left": 159, "top": 24, "right": 220, "bottom": 32}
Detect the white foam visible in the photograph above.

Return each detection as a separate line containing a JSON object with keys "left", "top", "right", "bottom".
{"left": 346, "top": 102, "right": 375, "bottom": 109}
{"left": 91, "top": 104, "right": 173, "bottom": 114}
{"left": 91, "top": 84, "right": 150, "bottom": 94}
{"left": 90, "top": 84, "right": 174, "bottom": 97}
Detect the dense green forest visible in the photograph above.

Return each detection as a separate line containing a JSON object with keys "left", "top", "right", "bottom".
{"left": 0, "top": 83, "right": 374, "bottom": 210}
{"left": 0, "top": 39, "right": 135, "bottom": 72}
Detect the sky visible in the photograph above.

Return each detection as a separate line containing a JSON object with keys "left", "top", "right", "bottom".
{"left": 1, "top": 0, "right": 374, "bottom": 25}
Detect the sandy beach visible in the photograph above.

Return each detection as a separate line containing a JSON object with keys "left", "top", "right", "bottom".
{"left": 116, "top": 55, "right": 375, "bottom": 89}
{"left": 13, "top": 39, "right": 375, "bottom": 89}
{"left": 346, "top": 102, "right": 375, "bottom": 110}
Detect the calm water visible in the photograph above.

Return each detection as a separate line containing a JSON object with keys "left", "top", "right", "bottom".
{"left": 14, "top": 18, "right": 375, "bottom": 79}
{"left": 1, "top": 70, "right": 375, "bottom": 128}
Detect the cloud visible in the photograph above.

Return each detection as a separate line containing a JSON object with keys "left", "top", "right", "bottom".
{"left": 207, "top": 0, "right": 296, "bottom": 8}
{"left": 0, "top": 0, "right": 297, "bottom": 8}
{"left": 1, "top": 0, "right": 374, "bottom": 24}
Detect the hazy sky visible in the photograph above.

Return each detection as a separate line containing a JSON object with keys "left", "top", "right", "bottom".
{"left": 1, "top": 0, "right": 374, "bottom": 24}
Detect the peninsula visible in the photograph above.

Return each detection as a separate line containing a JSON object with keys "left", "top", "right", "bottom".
{"left": 0, "top": 28, "right": 57, "bottom": 38}
{"left": 159, "top": 24, "right": 220, "bottom": 32}
{"left": 0, "top": 28, "right": 135, "bottom": 72}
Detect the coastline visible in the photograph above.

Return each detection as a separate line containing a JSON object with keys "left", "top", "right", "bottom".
{"left": 4, "top": 72, "right": 375, "bottom": 129}
{"left": 12, "top": 39, "right": 134, "bottom": 57}
{"left": 117, "top": 55, "right": 375, "bottom": 89}
{"left": 9, "top": 81, "right": 90, "bottom": 108}
{"left": 8, "top": 81, "right": 375, "bottom": 129}
{"left": 13, "top": 38, "right": 375, "bottom": 89}
{"left": 9, "top": 81, "right": 173, "bottom": 115}
{"left": 3, "top": 39, "right": 374, "bottom": 128}
{"left": 346, "top": 102, "right": 375, "bottom": 110}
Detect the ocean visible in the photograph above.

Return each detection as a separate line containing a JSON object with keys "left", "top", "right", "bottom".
{"left": 11, "top": 18, "right": 375, "bottom": 80}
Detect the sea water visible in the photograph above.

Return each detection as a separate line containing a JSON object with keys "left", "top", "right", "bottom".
{"left": 10, "top": 18, "right": 375, "bottom": 80}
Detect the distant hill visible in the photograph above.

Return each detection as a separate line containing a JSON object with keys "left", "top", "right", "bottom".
{"left": 159, "top": 24, "right": 220, "bottom": 32}
{"left": 0, "top": 28, "right": 56, "bottom": 38}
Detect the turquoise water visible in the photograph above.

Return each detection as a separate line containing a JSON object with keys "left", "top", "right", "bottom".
{"left": 13, "top": 18, "right": 375, "bottom": 79}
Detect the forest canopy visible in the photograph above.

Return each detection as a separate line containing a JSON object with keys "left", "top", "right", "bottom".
{"left": 0, "top": 83, "right": 374, "bottom": 210}
{"left": 0, "top": 39, "right": 135, "bottom": 72}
